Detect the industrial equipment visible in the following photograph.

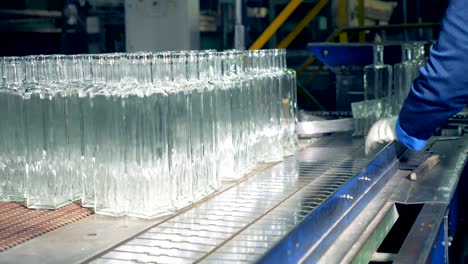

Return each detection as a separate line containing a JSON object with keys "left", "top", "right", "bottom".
{"left": 0, "top": 115, "right": 465, "bottom": 263}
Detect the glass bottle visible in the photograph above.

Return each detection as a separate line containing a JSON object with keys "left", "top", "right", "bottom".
{"left": 210, "top": 51, "right": 233, "bottom": 181}
{"left": 168, "top": 51, "right": 193, "bottom": 209}
{"left": 0, "top": 57, "right": 5, "bottom": 198}
{"left": 0, "top": 57, "right": 26, "bottom": 202}
{"left": 363, "top": 45, "right": 393, "bottom": 131}
{"left": 135, "top": 51, "right": 173, "bottom": 217}
{"left": 64, "top": 55, "right": 83, "bottom": 201}
{"left": 218, "top": 51, "right": 241, "bottom": 180}
{"left": 261, "top": 49, "right": 283, "bottom": 162}
{"left": 25, "top": 55, "right": 72, "bottom": 209}
{"left": 250, "top": 50, "right": 267, "bottom": 162}
{"left": 277, "top": 49, "right": 297, "bottom": 155}
{"left": 227, "top": 49, "right": 249, "bottom": 177}
{"left": 125, "top": 52, "right": 170, "bottom": 218}
{"left": 243, "top": 50, "right": 259, "bottom": 170}
{"left": 411, "top": 42, "right": 426, "bottom": 78}
{"left": 186, "top": 50, "right": 206, "bottom": 200}
{"left": 393, "top": 43, "right": 415, "bottom": 115}
{"left": 233, "top": 49, "right": 252, "bottom": 174}
{"left": 198, "top": 51, "right": 219, "bottom": 193}
{"left": 203, "top": 50, "right": 221, "bottom": 191}
{"left": 93, "top": 54, "right": 126, "bottom": 216}
{"left": 79, "top": 54, "right": 96, "bottom": 208}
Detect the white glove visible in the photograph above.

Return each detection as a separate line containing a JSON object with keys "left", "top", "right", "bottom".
{"left": 365, "top": 116, "right": 398, "bottom": 155}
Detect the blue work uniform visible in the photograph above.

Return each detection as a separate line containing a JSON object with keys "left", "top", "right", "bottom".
{"left": 396, "top": 0, "right": 468, "bottom": 151}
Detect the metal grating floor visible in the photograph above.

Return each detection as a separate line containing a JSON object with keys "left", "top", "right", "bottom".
{"left": 91, "top": 134, "right": 372, "bottom": 264}
{"left": 0, "top": 202, "right": 93, "bottom": 252}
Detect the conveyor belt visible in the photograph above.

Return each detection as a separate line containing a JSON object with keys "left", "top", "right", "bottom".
{"left": 90, "top": 134, "right": 373, "bottom": 263}
{"left": 0, "top": 202, "right": 93, "bottom": 252}
{"left": 1, "top": 133, "right": 466, "bottom": 263}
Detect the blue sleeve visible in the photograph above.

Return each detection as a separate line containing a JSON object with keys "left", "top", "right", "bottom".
{"left": 397, "top": 0, "right": 468, "bottom": 146}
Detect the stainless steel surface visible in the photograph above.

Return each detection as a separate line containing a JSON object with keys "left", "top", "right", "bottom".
{"left": 296, "top": 142, "right": 398, "bottom": 264}
{"left": 91, "top": 134, "right": 372, "bottom": 263}
{"left": 315, "top": 168, "right": 406, "bottom": 263}
{"left": 297, "top": 119, "right": 354, "bottom": 136}
{"left": 392, "top": 136, "right": 468, "bottom": 263}
{"left": 409, "top": 154, "right": 441, "bottom": 181}
{"left": 391, "top": 138, "right": 468, "bottom": 204}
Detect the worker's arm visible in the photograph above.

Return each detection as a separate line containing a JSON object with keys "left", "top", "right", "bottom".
{"left": 367, "top": 0, "right": 468, "bottom": 153}
{"left": 397, "top": 0, "right": 468, "bottom": 150}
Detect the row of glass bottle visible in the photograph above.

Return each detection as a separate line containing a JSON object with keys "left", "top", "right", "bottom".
{"left": 0, "top": 49, "right": 297, "bottom": 218}
{"left": 352, "top": 42, "right": 428, "bottom": 136}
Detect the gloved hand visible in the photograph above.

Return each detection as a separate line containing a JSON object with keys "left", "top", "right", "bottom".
{"left": 365, "top": 116, "right": 398, "bottom": 155}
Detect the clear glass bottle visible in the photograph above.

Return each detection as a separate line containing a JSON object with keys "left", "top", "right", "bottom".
{"left": 93, "top": 54, "right": 126, "bottom": 216}
{"left": 363, "top": 45, "right": 393, "bottom": 131}
{"left": 411, "top": 42, "right": 426, "bottom": 78}
{"left": 79, "top": 54, "right": 96, "bottom": 208}
{"left": 228, "top": 49, "right": 249, "bottom": 177}
{"left": 199, "top": 49, "right": 220, "bottom": 189}
{"left": 168, "top": 51, "right": 193, "bottom": 209}
{"left": 0, "top": 57, "right": 26, "bottom": 202}
{"left": 63, "top": 55, "right": 83, "bottom": 202}
{"left": 125, "top": 52, "right": 171, "bottom": 218}
{"left": 25, "top": 55, "right": 72, "bottom": 209}
{"left": 250, "top": 50, "right": 268, "bottom": 162}
{"left": 217, "top": 51, "right": 236, "bottom": 180}
{"left": 261, "top": 49, "right": 283, "bottom": 162}
{"left": 243, "top": 50, "right": 259, "bottom": 170}
{"left": 199, "top": 50, "right": 219, "bottom": 193}
{"left": 186, "top": 50, "right": 206, "bottom": 200}
{"left": 278, "top": 49, "right": 297, "bottom": 156}
{"left": 393, "top": 43, "right": 416, "bottom": 115}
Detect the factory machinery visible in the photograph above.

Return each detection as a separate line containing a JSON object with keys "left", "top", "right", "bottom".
{"left": 0, "top": 111, "right": 466, "bottom": 264}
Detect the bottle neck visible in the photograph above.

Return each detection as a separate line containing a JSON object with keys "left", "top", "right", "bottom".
{"left": 35, "top": 55, "right": 49, "bottom": 84}
{"left": 402, "top": 44, "right": 413, "bottom": 62}
{"left": 52, "top": 55, "right": 67, "bottom": 84}
{"left": 103, "top": 55, "right": 119, "bottom": 84}
{"left": 271, "top": 49, "right": 280, "bottom": 70}
{"left": 222, "top": 51, "right": 235, "bottom": 77}
{"left": 23, "top": 56, "right": 36, "bottom": 85}
{"left": 259, "top": 50, "right": 269, "bottom": 71}
{"left": 373, "top": 45, "right": 384, "bottom": 65}
{"left": 123, "top": 54, "right": 139, "bottom": 84}
{"left": 171, "top": 51, "right": 188, "bottom": 83}
{"left": 3, "top": 57, "right": 24, "bottom": 86}
{"left": 253, "top": 50, "right": 261, "bottom": 72}
{"left": 91, "top": 55, "right": 105, "bottom": 84}
{"left": 412, "top": 43, "right": 421, "bottom": 62}
{"left": 198, "top": 51, "right": 210, "bottom": 81}
{"left": 211, "top": 52, "right": 223, "bottom": 80}
{"left": 231, "top": 50, "right": 244, "bottom": 75}
{"left": 279, "top": 49, "right": 287, "bottom": 69}
{"left": 152, "top": 52, "right": 172, "bottom": 85}
{"left": 76, "top": 55, "right": 92, "bottom": 82}
{"left": 136, "top": 53, "right": 152, "bottom": 85}
{"left": 70, "top": 55, "right": 83, "bottom": 83}
{"left": 63, "top": 56, "right": 77, "bottom": 83}
{"left": 187, "top": 51, "right": 199, "bottom": 81}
